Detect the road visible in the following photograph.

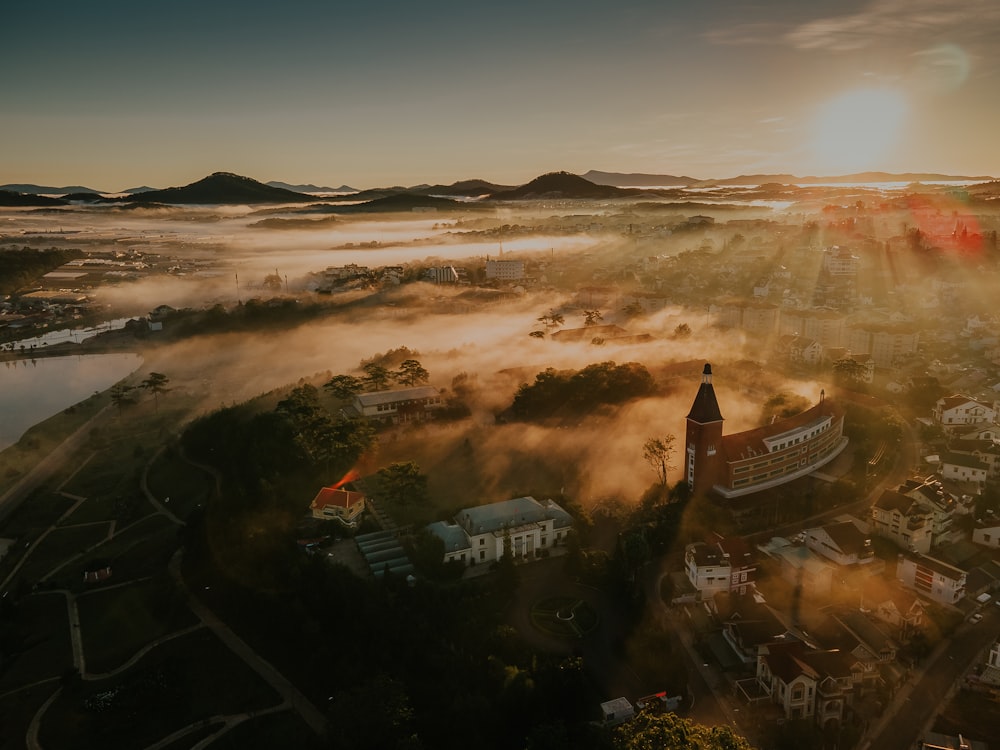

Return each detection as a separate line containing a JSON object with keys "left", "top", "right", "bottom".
{"left": 860, "top": 603, "right": 1000, "bottom": 750}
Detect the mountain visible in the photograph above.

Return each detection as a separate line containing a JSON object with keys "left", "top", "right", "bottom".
{"left": 584, "top": 170, "right": 699, "bottom": 187}
{"left": 0, "top": 183, "right": 103, "bottom": 195}
{"left": 266, "top": 180, "right": 357, "bottom": 193}
{"left": 126, "top": 172, "right": 312, "bottom": 205}
{"left": 489, "top": 172, "right": 637, "bottom": 200}
{"left": 0, "top": 190, "right": 67, "bottom": 207}
{"left": 120, "top": 186, "right": 159, "bottom": 194}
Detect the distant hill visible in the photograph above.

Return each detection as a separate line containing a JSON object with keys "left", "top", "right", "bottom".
{"left": 0, "top": 190, "right": 68, "bottom": 207}
{"left": 587, "top": 170, "right": 995, "bottom": 187}
{"left": 489, "top": 172, "right": 636, "bottom": 200}
{"left": 62, "top": 192, "right": 114, "bottom": 203}
{"left": 584, "top": 170, "right": 699, "bottom": 187}
{"left": 266, "top": 180, "right": 357, "bottom": 193}
{"left": 120, "top": 186, "right": 159, "bottom": 194}
{"left": 411, "top": 179, "right": 513, "bottom": 197}
{"left": 325, "top": 192, "right": 481, "bottom": 213}
{"left": 126, "top": 172, "right": 312, "bottom": 205}
{"left": 0, "top": 183, "right": 103, "bottom": 195}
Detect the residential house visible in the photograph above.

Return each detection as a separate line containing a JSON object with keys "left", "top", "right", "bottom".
{"left": 805, "top": 521, "right": 875, "bottom": 567}
{"left": 684, "top": 535, "right": 757, "bottom": 601}
{"left": 933, "top": 395, "right": 997, "bottom": 433}
{"left": 896, "top": 552, "right": 967, "bottom": 605}
{"left": 938, "top": 452, "right": 988, "bottom": 487}
{"left": 972, "top": 520, "right": 1000, "bottom": 549}
{"left": 426, "top": 496, "right": 573, "bottom": 567}
{"left": 861, "top": 580, "right": 925, "bottom": 636}
{"left": 310, "top": 487, "right": 365, "bottom": 527}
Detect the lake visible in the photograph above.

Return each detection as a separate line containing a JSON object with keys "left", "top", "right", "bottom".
{"left": 0, "top": 353, "right": 142, "bottom": 450}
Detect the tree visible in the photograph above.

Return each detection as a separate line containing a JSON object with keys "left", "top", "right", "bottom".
{"left": 140, "top": 372, "right": 170, "bottom": 412}
{"left": 642, "top": 435, "right": 675, "bottom": 489}
{"left": 372, "top": 461, "right": 428, "bottom": 506}
{"left": 395, "top": 359, "right": 429, "bottom": 387}
{"left": 673, "top": 322, "right": 692, "bottom": 338}
{"left": 583, "top": 309, "right": 603, "bottom": 327}
{"left": 614, "top": 711, "right": 752, "bottom": 750}
{"left": 324, "top": 374, "right": 364, "bottom": 400}
{"left": 528, "top": 330, "right": 546, "bottom": 339}
{"left": 621, "top": 302, "right": 644, "bottom": 318}
{"left": 363, "top": 362, "right": 392, "bottom": 391}
{"left": 537, "top": 309, "right": 565, "bottom": 329}
{"left": 110, "top": 383, "right": 136, "bottom": 417}
{"left": 833, "top": 357, "right": 865, "bottom": 386}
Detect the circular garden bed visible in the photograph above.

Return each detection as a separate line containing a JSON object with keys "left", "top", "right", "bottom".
{"left": 530, "top": 596, "right": 600, "bottom": 639}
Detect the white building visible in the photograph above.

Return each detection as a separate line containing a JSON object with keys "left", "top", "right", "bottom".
{"left": 972, "top": 521, "right": 1000, "bottom": 549}
{"left": 933, "top": 395, "right": 997, "bottom": 432}
{"left": 344, "top": 386, "right": 443, "bottom": 424}
{"left": 896, "top": 552, "right": 966, "bottom": 605}
{"left": 805, "top": 521, "right": 875, "bottom": 567}
{"left": 485, "top": 258, "right": 524, "bottom": 281}
{"left": 426, "top": 496, "right": 573, "bottom": 567}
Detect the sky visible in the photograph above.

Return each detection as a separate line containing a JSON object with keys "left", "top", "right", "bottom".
{"left": 2, "top": 0, "right": 999, "bottom": 190}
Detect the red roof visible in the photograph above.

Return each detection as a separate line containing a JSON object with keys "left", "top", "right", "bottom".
{"left": 720, "top": 399, "right": 841, "bottom": 462}
{"left": 311, "top": 487, "right": 365, "bottom": 511}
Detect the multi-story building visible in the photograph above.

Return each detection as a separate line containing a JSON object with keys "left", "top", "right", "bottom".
{"left": 844, "top": 323, "right": 919, "bottom": 369}
{"left": 485, "top": 257, "right": 524, "bottom": 281}
{"left": 684, "top": 535, "right": 757, "bottom": 600}
{"left": 822, "top": 246, "right": 860, "bottom": 276}
{"left": 896, "top": 552, "right": 966, "bottom": 605}
{"left": 778, "top": 308, "right": 845, "bottom": 348}
{"left": 685, "top": 364, "right": 848, "bottom": 499}
{"left": 933, "top": 395, "right": 997, "bottom": 432}
{"left": 343, "top": 386, "right": 443, "bottom": 424}
{"left": 871, "top": 476, "right": 968, "bottom": 553}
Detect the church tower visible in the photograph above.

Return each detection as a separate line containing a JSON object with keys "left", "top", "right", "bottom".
{"left": 685, "top": 363, "right": 725, "bottom": 496}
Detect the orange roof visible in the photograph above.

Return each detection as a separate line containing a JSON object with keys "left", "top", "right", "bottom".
{"left": 721, "top": 399, "right": 841, "bottom": 462}
{"left": 311, "top": 487, "right": 365, "bottom": 510}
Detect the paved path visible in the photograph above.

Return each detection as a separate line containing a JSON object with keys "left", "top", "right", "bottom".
{"left": 167, "top": 550, "right": 329, "bottom": 740}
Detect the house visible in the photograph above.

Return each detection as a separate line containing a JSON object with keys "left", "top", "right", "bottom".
{"left": 938, "top": 452, "right": 988, "bottom": 487}
{"left": 600, "top": 697, "right": 634, "bottom": 726}
{"left": 972, "top": 520, "right": 1000, "bottom": 549}
{"left": 719, "top": 596, "right": 790, "bottom": 665}
{"left": 344, "top": 386, "right": 443, "bottom": 424}
{"left": 933, "top": 395, "right": 997, "bottom": 432}
{"left": 871, "top": 475, "right": 967, "bottom": 553}
{"left": 426, "top": 496, "right": 573, "bottom": 567}
{"left": 310, "top": 487, "right": 365, "bottom": 526}
{"left": 685, "top": 364, "right": 848, "bottom": 499}
{"left": 805, "top": 521, "right": 875, "bottom": 567}
{"left": 485, "top": 257, "right": 524, "bottom": 281}
{"left": 684, "top": 536, "right": 756, "bottom": 601}
{"left": 896, "top": 552, "right": 966, "bottom": 605}
{"left": 861, "top": 579, "right": 925, "bottom": 636}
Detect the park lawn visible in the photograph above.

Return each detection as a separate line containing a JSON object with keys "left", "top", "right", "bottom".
{"left": 14, "top": 523, "right": 111, "bottom": 589}
{"left": 152, "top": 723, "right": 225, "bottom": 750}
{"left": 0, "top": 592, "right": 73, "bottom": 692}
{"left": 208, "top": 710, "right": 324, "bottom": 750}
{"left": 0, "top": 491, "right": 77, "bottom": 586}
{"left": 145, "top": 447, "right": 215, "bottom": 522}
{"left": 77, "top": 573, "right": 198, "bottom": 674}
{"left": 0, "top": 682, "right": 61, "bottom": 750}
{"left": 39, "top": 628, "right": 281, "bottom": 750}
{"left": 59, "top": 445, "right": 147, "bottom": 504}
{"left": 68, "top": 514, "right": 180, "bottom": 594}
{"left": 0, "top": 393, "right": 109, "bottom": 498}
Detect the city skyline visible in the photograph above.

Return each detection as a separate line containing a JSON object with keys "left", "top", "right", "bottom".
{"left": 4, "top": 0, "right": 999, "bottom": 190}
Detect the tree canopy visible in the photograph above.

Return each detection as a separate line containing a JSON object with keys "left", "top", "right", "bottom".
{"left": 509, "top": 361, "right": 656, "bottom": 420}
{"left": 614, "top": 711, "right": 753, "bottom": 750}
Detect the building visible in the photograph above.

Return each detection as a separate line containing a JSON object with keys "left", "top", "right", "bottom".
{"left": 310, "top": 487, "right": 365, "bottom": 526}
{"left": 343, "top": 386, "right": 443, "bottom": 424}
{"left": 844, "top": 323, "right": 919, "bottom": 369}
{"left": 822, "top": 246, "right": 860, "bottom": 276}
{"left": 896, "top": 552, "right": 966, "bottom": 605}
{"left": 685, "top": 364, "right": 848, "bottom": 499}
{"left": 683, "top": 536, "right": 756, "bottom": 600}
{"left": 870, "top": 476, "right": 967, "bottom": 553}
{"left": 425, "top": 266, "right": 459, "bottom": 284}
{"left": 485, "top": 257, "right": 524, "bottom": 281}
{"left": 805, "top": 522, "right": 875, "bottom": 567}
{"left": 426, "top": 496, "right": 573, "bottom": 567}
{"left": 932, "top": 395, "right": 997, "bottom": 432}
{"left": 972, "top": 520, "right": 1000, "bottom": 549}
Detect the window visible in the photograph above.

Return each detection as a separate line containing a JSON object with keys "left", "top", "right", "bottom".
{"left": 480, "top": 538, "right": 485, "bottom": 546}
{"left": 479, "top": 550, "right": 485, "bottom": 560}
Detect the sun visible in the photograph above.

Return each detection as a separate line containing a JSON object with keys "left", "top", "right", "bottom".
{"left": 808, "top": 88, "right": 907, "bottom": 174}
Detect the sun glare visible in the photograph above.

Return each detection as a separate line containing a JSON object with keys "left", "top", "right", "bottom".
{"left": 809, "top": 88, "right": 907, "bottom": 174}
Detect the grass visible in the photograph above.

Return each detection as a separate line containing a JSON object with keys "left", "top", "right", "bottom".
{"left": 0, "top": 592, "right": 73, "bottom": 692}
{"left": 77, "top": 574, "right": 198, "bottom": 674}
{"left": 13, "top": 524, "right": 111, "bottom": 589}
{"left": 0, "top": 682, "right": 61, "bottom": 750}
{"left": 145, "top": 446, "right": 215, "bottom": 522}
{"left": 0, "top": 392, "right": 110, "bottom": 498}
{"left": 530, "top": 596, "right": 600, "bottom": 638}
{"left": 39, "top": 628, "right": 281, "bottom": 750}
{"left": 206, "top": 710, "right": 324, "bottom": 750}
{"left": 67, "top": 515, "right": 180, "bottom": 594}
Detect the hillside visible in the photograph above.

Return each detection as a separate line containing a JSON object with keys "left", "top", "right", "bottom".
{"left": 584, "top": 170, "right": 699, "bottom": 187}
{"left": 0, "top": 183, "right": 102, "bottom": 195}
{"left": 411, "top": 179, "right": 513, "bottom": 197}
{"left": 266, "top": 180, "right": 357, "bottom": 193}
{"left": 0, "top": 190, "right": 68, "bottom": 207}
{"left": 126, "top": 172, "right": 312, "bottom": 205}
{"left": 325, "top": 192, "right": 479, "bottom": 213}
{"left": 489, "top": 172, "right": 636, "bottom": 200}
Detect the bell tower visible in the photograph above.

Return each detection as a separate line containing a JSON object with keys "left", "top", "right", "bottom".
{"left": 685, "top": 363, "right": 725, "bottom": 496}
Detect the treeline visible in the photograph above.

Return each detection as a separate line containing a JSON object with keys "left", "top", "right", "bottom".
{"left": 509, "top": 361, "right": 656, "bottom": 420}
{"left": 0, "top": 247, "right": 83, "bottom": 294}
